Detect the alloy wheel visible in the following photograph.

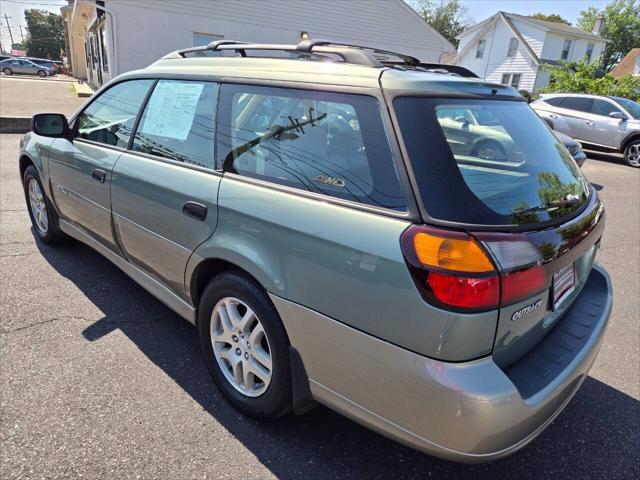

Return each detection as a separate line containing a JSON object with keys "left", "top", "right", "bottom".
{"left": 210, "top": 297, "right": 272, "bottom": 397}
{"left": 627, "top": 143, "right": 640, "bottom": 167}
{"left": 28, "top": 178, "right": 48, "bottom": 234}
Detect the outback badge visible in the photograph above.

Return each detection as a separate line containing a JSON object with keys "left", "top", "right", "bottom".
{"left": 511, "top": 299, "right": 543, "bottom": 321}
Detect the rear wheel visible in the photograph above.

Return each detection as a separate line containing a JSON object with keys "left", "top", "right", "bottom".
{"left": 22, "top": 165, "right": 66, "bottom": 244}
{"left": 2, "top": 68, "right": 12, "bottom": 75}
{"left": 624, "top": 140, "right": 640, "bottom": 167}
{"left": 37, "top": 70, "right": 47, "bottom": 78}
{"left": 197, "top": 271, "right": 292, "bottom": 418}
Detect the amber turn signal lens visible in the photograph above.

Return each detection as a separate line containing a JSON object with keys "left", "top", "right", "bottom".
{"left": 413, "top": 232, "right": 495, "bottom": 273}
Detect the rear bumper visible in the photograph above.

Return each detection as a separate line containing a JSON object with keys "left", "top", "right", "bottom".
{"left": 271, "top": 264, "right": 612, "bottom": 463}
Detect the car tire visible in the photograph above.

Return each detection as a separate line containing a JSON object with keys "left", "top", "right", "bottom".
{"left": 22, "top": 165, "right": 66, "bottom": 244}
{"left": 623, "top": 139, "right": 640, "bottom": 168}
{"left": 197, "top": 271, "right": 292, "bottom": 419}
{"left": 37, "top": 70, "right": 47, "bottom": 78}
{"left": 2, "top": 67, "right": 12, "bottom": 75}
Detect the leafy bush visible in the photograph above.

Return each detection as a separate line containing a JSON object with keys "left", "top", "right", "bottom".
{"left": 540, "top": 60, "right": 640, "bottom": 101}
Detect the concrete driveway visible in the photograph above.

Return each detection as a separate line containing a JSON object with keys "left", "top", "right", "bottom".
{"left": 1, "top": 135, "right": 638, "bottom": 479}
{"left": 0, "top": 76, "right": 87, "bottom": 118}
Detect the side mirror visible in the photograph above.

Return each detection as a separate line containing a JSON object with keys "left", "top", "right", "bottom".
{"left": 609, "top": 111, "right": 627, "bottom": 120}
{"left": 32, "top": 113, "right": 69, "bottom": 138}
{"left": 454, "top": 116, "right": 468, "bottom": 124}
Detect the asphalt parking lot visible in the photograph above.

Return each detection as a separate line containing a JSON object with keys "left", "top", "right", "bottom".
{"left": 1, "top": 134, "right": 638, "bottom": 479}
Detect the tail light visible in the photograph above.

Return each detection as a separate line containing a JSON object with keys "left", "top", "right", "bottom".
{"left": 401, "top": 225, "right": 548, "bottom": 312}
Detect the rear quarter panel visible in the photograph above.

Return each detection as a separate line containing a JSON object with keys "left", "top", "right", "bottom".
{"left": 187, "top": 177, "right": 499, "bottom": 361}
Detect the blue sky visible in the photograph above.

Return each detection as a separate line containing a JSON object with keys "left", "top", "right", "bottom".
{"left": 460, "top": 0, "right": 610, "bottom": 25}
{"left": 0, "top": 0, "right": 612, "bottom": 52}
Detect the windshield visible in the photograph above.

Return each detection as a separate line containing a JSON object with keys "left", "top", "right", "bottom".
{"left": 394, "top": 97, "right": 590, "bottom": 227}
{"left": 612, "top": 97, "right": 640, "bottom": 119}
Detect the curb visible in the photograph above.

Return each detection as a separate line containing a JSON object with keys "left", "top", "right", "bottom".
{"left": 0, "top": 116, "right": 31, "bottom": 134}
{"left": 72, "top": 82, "right": 94, "bottom": 97}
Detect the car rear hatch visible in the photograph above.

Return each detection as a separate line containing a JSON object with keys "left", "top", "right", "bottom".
{"left": 391, "top": 85, "right": 605, "bottom": 368}
{"left": 474, "top": 193, "right": 605, "bottom": 368}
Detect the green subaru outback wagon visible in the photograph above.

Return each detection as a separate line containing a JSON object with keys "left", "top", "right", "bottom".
{"left": 19, "top": 40, "right": 612, "bottom": 462}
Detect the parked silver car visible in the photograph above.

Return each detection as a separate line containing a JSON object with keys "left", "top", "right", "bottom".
{"left": 532, "top": 93, "right": 640, "bottom": 167}
{"left": 0, "top": 58, "right": 53, "bottom": 77}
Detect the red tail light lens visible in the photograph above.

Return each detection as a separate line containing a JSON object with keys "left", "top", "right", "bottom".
{"left": 501, "top": 265, "right": 546, "bottom": 305}
{"left": 428, "top": 272, "right": 499, "bottom": 309}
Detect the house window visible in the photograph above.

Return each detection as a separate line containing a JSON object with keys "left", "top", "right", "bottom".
{"left": 507, "top": 38, "right": 518, "bottom": 57}
{"left": 634, "top": 56, "right": 640, "bottom": 76}
{"left": 500, "top": 73, "right": 522, "bottom": 89}
{"left": 193, "top": 33, "right": 224, "bottom": 47}
{"left": 476, "top": 39, "right": 486, "bottom": 59}
{"left": 561, "top": 39, "right": 572, "bottom": 60}
{"left": 585, "top": 43, "right": 595, "bottom": 63}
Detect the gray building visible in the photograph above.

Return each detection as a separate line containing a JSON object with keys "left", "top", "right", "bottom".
{"left": 62, "top": 0, "right": 455, "bottom": 88}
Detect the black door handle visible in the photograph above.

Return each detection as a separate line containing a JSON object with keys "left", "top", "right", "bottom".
{"left": 182, "top": 201, "right": 207, "bottom": 221}
{"left": 91, "top": 169, "right": 106, "bottom": 183}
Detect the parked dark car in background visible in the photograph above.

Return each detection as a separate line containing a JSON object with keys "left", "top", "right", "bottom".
{"left": 554, "top": 130, "right": 587, "bottom": 167}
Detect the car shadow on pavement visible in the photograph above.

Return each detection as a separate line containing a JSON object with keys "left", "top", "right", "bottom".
{"left": 585, "top": 149, "right": 627, "bottom": 166}
{"left": 36, "top": 236, "right": 639, "bottom": 480}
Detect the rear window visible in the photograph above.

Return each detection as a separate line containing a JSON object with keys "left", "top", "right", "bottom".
{"left": 394, "top": 97, "right": 590, "bottom": 227}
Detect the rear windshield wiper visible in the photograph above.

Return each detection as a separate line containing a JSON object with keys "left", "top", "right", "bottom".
{"left": 514, "top": 196, "right": 582, "bottom": 215}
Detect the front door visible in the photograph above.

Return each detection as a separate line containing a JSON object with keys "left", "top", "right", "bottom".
{"left": 48, "top": 79, "right": 154, "bottom": 250}
{"left": 110, "top": 80, "right": 220, "bottom": 297}
{"left": 585, "top": 98, "right": 628, "bottom": 148}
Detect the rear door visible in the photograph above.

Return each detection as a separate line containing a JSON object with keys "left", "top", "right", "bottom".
{"left": 48, "top": 79, "right": 154, "bottom": 250}
{"left": 110, "top": 80, "right": 220, "bottom": 297}
{"left": 556, "top": 97, "right": 593, "bottom": 141}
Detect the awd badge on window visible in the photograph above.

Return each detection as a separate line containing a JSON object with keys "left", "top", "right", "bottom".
{"left": 312, "top": 175, "right": 346, "bottom": 188}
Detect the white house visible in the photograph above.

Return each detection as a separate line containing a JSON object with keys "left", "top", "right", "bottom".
{"left": 453, "top": 12, "right": 607, "bottom": 92}
{"left": 61, "top": 0, "right": 455, "bottom": 88}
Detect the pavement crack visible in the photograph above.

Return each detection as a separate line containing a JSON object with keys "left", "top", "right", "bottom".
{"left": 0, "top": 252, "right": 36, "bottom": 258}
{"left": 1, "top": 315, "right": 87, "bottom": 335}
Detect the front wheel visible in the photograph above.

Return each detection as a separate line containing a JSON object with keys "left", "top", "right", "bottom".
{"left": 624, "top": 140, "right": 640, "bottom": 167}
{"left": 22, "top": 165, "right": 66, "bottom": 244}
{"left": 198, "top": 271, "right": 292, "bottom": 418}
{"left": 2, "top": 68, "right": 12, "bottom": 75}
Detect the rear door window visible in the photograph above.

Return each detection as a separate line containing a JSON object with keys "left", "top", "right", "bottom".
{"left": 560, "top": 97, "right": 592, "bottom": 113}
{"left": 76, "top": 79, "right": 153, "bottom": 148}
{"left": 132, "top": 80, "right": 218, "bottom": 169}
{"left": 394, "top": 97, "right": 590, "bottom": 227}
{"left": 217, "top": 84, "right": 406, "bottom": 211}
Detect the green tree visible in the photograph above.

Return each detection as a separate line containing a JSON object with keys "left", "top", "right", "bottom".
{"left": 577, "top": 0, "right": 640, "bottom": 71}
{"left": 530, "top": 13, "right": 571, "bottom": 25}
{"left": 414, "top": 0, "right": 472, "bottom": 47}
{"left": 23, "top": 9, "right": 65, "bottom": 60}
{"left": 539, "top": 60, "right": 640, "bottom": 101}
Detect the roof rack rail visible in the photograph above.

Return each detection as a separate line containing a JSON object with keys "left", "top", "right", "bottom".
{"left": 383, "top": 61, "right": 479, "bottom": 78}
{"left": 168, "top": 39, "right": 423, "bottom": 68}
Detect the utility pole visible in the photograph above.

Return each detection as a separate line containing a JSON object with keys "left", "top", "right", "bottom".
{"left": 19, "top": 25, "right": 25, "bottom": 43}
{"left": 3, "top": 14, "right": 15, "bottom": 46}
